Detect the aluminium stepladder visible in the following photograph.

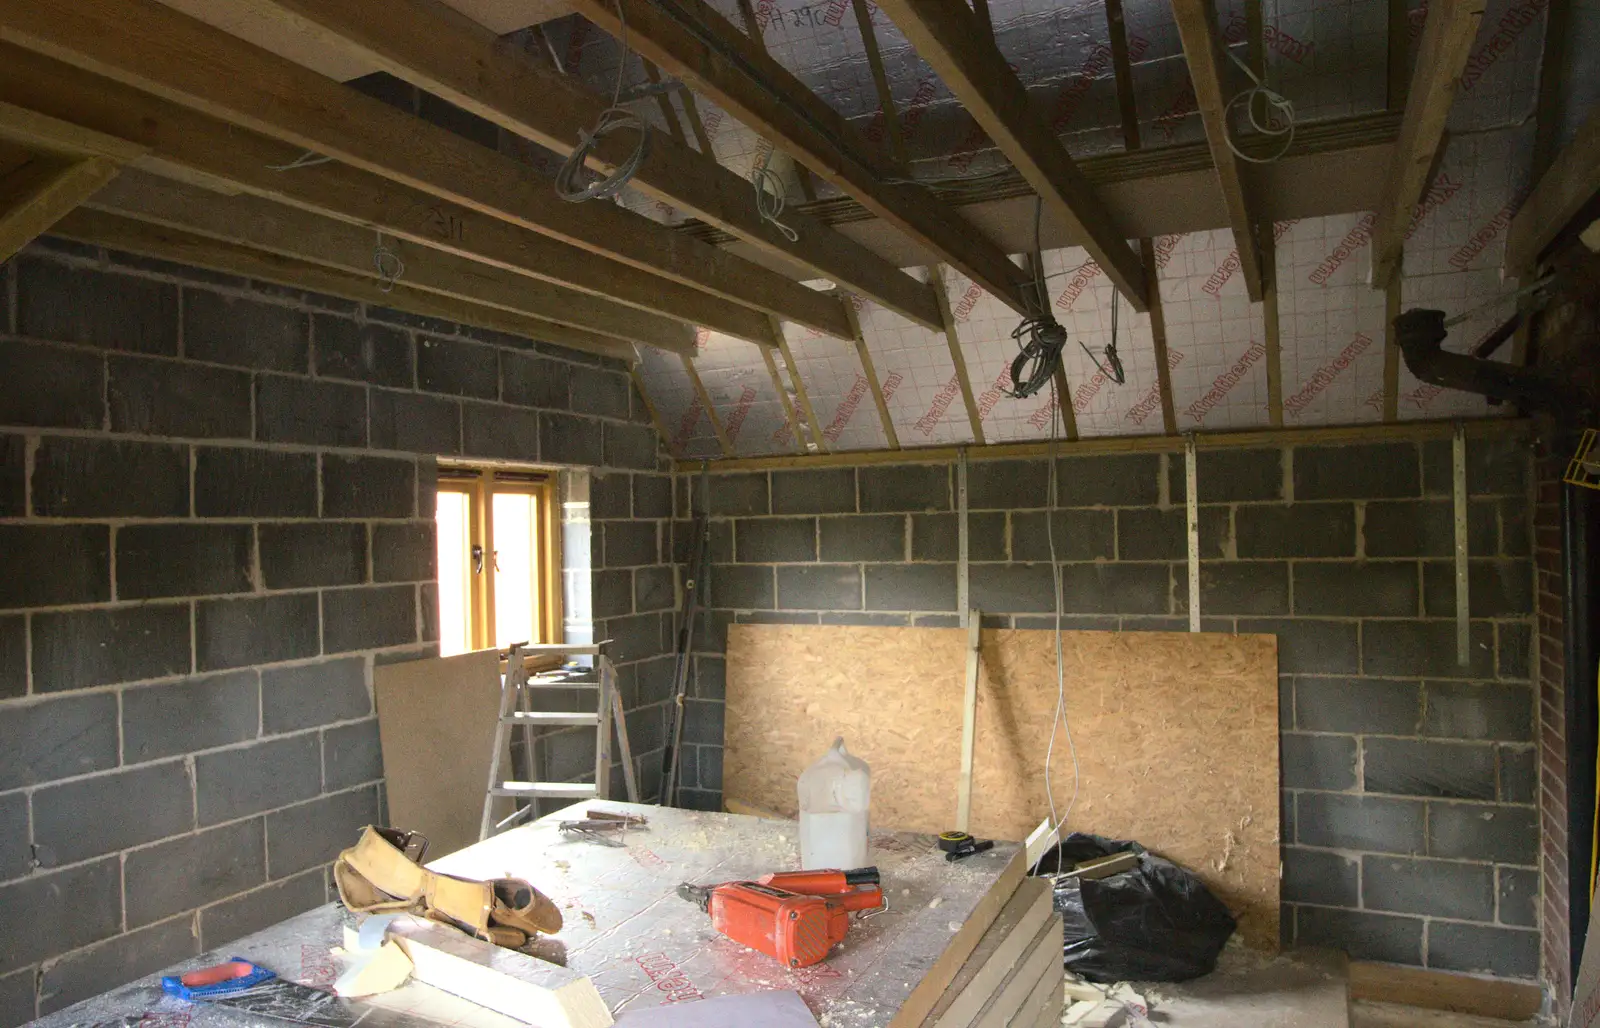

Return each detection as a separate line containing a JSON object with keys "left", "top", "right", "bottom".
{"left": 479, "top": 642, "right": 639, "bottom": 840}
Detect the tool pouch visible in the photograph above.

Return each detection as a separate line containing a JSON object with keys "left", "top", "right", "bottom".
{"left": 334, "top": 825, "right": 562, "bottom": 946}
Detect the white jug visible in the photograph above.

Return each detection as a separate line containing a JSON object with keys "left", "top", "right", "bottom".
{"left": 798, "top": 737, "right": 871, "bottom": 870}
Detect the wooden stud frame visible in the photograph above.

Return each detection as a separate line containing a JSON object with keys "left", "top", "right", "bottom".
{"left": 436, "top": 463, "right": 563, "bottom": 654}
{"left": 0, "top": 153, "right": 120, "bottom": 264}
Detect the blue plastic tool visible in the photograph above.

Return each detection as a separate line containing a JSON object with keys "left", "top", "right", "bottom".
{"left": 161, "top": 959, "right": 278, "bottom": 1000}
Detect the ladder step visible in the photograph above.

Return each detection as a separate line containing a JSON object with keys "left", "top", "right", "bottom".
{"left": 492, "top": 782, "right": 599, "bottom": 799}
{"left": 501, "top": 712, "right": 600, "bottom": 727}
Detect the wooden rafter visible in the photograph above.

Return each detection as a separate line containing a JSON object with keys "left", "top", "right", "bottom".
{"left": 1370, "top": 0, "right": 1486, "bottom": 285}
{"left": 876, "top": 0, "right": 1148, "bottom": 312}
{"left": 1106, "top": 0, "right": 1176, "bottom": 435}
{"left": 55, "top": 207, "right": 637, "bottom": 359}
{"left": 569, "top": 0, "right": 1033, "bottom": 316}
{"left": 0, "top": 154, "right": 120, "bottom": 263}
{"left": 930, "top": 265, "right": 986, "bottom": 446}
{"left": 760, "top": 344, "right": 807, "bottom": 454}
{"left": 0, "top": 42, "right": 778, "bottom": 345}
{"left": 853, "top": 0, "right": 907, "bottom": 169}
{"left": 629, "top": 367, "right": 681, "bottom": 460}
{"left": 843, "top": 299, "right": 900, "bottom": 450}
{"left": 1170, "top": 0, "right": 1265, "bottom": 302}
{"left": 0, "top": 0, "right": 853, "bottom": 340}
{"left": 777, "top": 331, "right": 828, "bottom": 453}
{"left": 681, "top": 354, "right": 735, "bottom": 457}
{"left": 1245, "top": 0, "right": 1282, "bottom": 426}
{"left": 258, "top": 0, "right": 942, "bottom": 332}
{"left": 1506, "top": 104, "right": 1600, "bottom": 275}
{"left": 89, "top": 170, "right": 696, "bottom": 353}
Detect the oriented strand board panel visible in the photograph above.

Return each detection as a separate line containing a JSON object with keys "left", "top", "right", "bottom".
{"left": 374, "top": 648, "right": 506, "bottom": 861}
{"left": 725, "top": 626, "right": 1280, "bottom": 949}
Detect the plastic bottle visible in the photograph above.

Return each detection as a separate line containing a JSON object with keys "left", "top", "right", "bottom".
{"left": 798, "top": 737, "right": 871, "bottom": 870}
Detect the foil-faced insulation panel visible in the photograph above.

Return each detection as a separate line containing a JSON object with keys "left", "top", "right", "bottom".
{"left": 857, "top": 273, "right": 976, "bottom": 447}
{"left": 695, "top": 331, "right": 800, "bottom": 457}
{"left": 635, "top": 342, "right": 721, "bottom": 461}
{"left": 1156, "top": 228, "right": 1274, "bottom": 431}
{"left": 781, "top": 316, "right": 894, "bottom": 453}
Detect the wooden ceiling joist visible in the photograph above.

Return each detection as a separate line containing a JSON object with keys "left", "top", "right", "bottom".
{"left": 876, "top": 0, "right": 1148, "bottom": 313}
{"left": 1506, "top": 104, "right": 1600, "bottom": 275}
{"left": 568, "top": 0, "right": 1034, "bottom": 317}
{"left": 54, "top": 207, "right": 637, "bottom": 360}
{"left": 0, "top": 154, "right": 121, "bottom": 264}
{"left": 0, "top": 41, "right": 778, "bottom": 345}
{"left": 89, "top": 171, "right": 696, "bottom": 353}
{"left": 1369, "top": 0, "right": 1486, "bottom": 285}
{"left": 253, "top": 0, "right": 942, "bottom": 333}
{"left": 1170, "top": 0, "right": 1265, "bottom": 302}
{"left": 0, "top": 0, "right": 853, "bottom": 340}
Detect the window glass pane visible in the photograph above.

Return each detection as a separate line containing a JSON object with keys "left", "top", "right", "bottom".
{"left": 436, "top": 489, "right": 473, "bottom": 656}
{"left": 492, "top": 491, "right": 539, "bottom": 649}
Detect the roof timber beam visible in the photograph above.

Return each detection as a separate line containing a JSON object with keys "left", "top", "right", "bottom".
{"left": 1370, "top": 0, "right": 1486, "bottom": 285}
{"left": 0, "top": 42, "right": 777, "bottom": 345}
{"left": 0, "top": 154, "right": 121, "bottom": 264}
{"left": 875, "top": 0, "right": 1148, "bottom": 313}
{"left": 88, "top": 170, "right": 696, "bottom": 353}
{"left": 0, "top": 0, "right": 852, "bottom": 340}
{"left": 55, "top": 208, "right": 639, "bottom": 360}
{"left": 253, "top": 0, "right": 942, "bottom": 333}
{"left": 1506, "top": 104, "right": 1600, "bottom": 276}
{"left": 567, "top": 0, "right": 1034, "bottom": 317}
{"left": 1170, "top": 0, "right": 1265, "bottom": 302}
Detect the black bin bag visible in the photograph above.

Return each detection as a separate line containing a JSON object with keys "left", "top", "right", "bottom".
{"left": 1032, "top": 832, "right": 1236, "bottom": 983}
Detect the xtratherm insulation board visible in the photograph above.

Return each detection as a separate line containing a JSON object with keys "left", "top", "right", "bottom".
{"left": 781, "top": 317, "right": 893, "bottom": 453}
{"left": 636, "top": 341, "right": 723, "bottom": 460}
{"left": 857, "top": 275, "right": 975, "bottom": 447}
{"left": 1159, "top": 228, "right": 1272, "bottom": 431}
{"left": 724, "top": 625, "right": 1281, "bottom": 950}
{"left": 694, "top": 330, "right": 800, "bottom": 457}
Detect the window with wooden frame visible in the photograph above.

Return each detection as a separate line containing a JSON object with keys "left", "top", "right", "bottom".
{"left": 434, "top": 465, "right": 562, "bottom": 656}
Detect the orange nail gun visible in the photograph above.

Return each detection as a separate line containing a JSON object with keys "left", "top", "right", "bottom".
{"left": 678, "top": 867, "right": 885, "bottom": 968}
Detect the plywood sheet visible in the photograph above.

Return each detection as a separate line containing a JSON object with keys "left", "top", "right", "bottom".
{"left": 373, "top": 649, "right": 505, "bottom": 861}
{"left": 725, "top": 626, "right": 1280, "bottom": 949}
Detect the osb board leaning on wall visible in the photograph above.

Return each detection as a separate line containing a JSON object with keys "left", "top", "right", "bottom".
{"left": 724, "top": 625, "right": 1280, "bottom": 949}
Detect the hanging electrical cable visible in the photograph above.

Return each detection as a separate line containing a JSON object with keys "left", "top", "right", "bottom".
{"left": 266, "top": 151, "right": 334, "bottom": 172}
{"left": 1003, "top": 198, "right": 1069, "bottom": 400}
{"left": 1222, "top": 48, "right": 1295, "bottom": 164}
{"left": 556, "top": 1, "right": 651, "bottom": 203}
{"left": 1078, "top": 288, "right": 1126, "bottom": 384}
{"left": 752, "top": 144, "right": 799, "bottom": 242}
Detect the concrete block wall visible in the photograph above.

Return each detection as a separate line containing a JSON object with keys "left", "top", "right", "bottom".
{"left": 0, "top": 241, "right": 664, "bottom": 1027}
{"left": 677, "top": 436, "right": 1539, "bottom": 979}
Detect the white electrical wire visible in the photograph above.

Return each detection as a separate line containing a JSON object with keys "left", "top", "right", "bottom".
{"left": 373, "top": 230, "right": 404, "bottom": 293}
{"left": 1041, "top": 378, "right": 1081, "bottom": 847}
{"left": 1222, "top": 48, "right": 1295, "bottom": 164}
{"left": 556, "top": 2, "right": 650, "bottom": 203}
{"left": 267, "top": 151, "right": 335, "bottom": 172}
{"left": 752, "top": 144, "right": 799, "bottom": 242}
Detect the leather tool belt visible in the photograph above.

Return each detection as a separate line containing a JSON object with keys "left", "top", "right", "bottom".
{"left": 334, "top": 826, "right": 562, "bottom": 948}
